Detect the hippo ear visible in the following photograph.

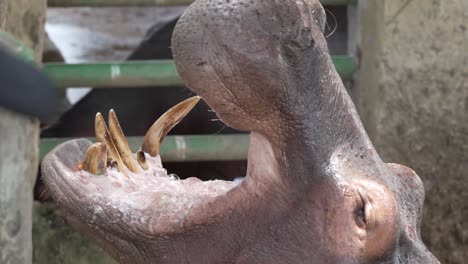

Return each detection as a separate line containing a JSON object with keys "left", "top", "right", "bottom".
{"left": 386, "top": 163, "right": 426, "bottom": 227}
{"left": 385, "top": 163, "right": 438, "bottom": 261}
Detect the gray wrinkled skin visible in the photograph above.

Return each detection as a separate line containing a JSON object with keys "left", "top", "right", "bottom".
{"left": 42, "top": 0, "right": 440, "bottom": 263}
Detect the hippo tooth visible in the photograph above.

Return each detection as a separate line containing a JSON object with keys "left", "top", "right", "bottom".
{"left": 142, "top": 96, "right": 201, "bottom": 157}
{"left": 95, "top": 112, "right": 127, "bottom": 174}
{"left": 83, "top": 142, "right": 107, "bottom": 175}
{"left": 136, "top": 150, "right": 149, "bottom": 170}
{"left": 108, "top": 109, "right": 140, "bottom": 173}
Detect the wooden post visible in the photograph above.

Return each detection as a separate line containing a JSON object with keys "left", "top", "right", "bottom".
{"left": 0, "top": 0, "right": 47, "bottom": 263}
{"left": 0, "top": 108, "right": 39, "bottom": 263}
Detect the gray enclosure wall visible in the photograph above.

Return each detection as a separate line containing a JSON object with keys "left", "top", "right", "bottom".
{"left": 357, "top": 1, "right": 467, "bottom": 263}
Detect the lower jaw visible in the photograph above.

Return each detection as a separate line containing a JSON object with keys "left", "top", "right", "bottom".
{"left": 68, "top": 132, "right": 282, "bottom": 229}
{"left": 47, "top": 134, "right": 303, "bottom": 263}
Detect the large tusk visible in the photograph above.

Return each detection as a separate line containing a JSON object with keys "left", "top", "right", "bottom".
{"left": 108, "top": 109, "right": 139, "bottom": 173}
{"left": 95, "top": 112, "right": 127, "bottom": 174}
{"left": 142, "top": 96, "right": 201, "bottom": 157}
{"left": 83, "top": 142, "right": 108, "bottom": 175}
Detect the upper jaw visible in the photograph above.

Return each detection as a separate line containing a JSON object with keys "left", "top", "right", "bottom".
{"left": 171, "top": 0, "right": 374, "bottom": 164}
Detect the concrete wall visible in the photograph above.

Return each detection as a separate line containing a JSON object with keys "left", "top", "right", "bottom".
{"left": 357, "top": 1, "right": 468, "bottom": 263}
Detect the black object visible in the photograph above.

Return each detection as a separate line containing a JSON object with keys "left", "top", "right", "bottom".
{"left": 0, "top": 47, "right": 57, "bottom": 121}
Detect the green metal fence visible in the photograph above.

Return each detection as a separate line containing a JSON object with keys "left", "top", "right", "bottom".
{"left": 48, "top": 0, "right": 356, "bottom": 7}
{"left": 42, "top": 56, "right": 357, "bottom": 89}
{"left": 41, "top": 134, "right": 250, "bottom": 162}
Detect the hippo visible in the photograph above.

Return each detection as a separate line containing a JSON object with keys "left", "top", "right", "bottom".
{"left": 41, "top": 0, "right": 440, "bottom": 263}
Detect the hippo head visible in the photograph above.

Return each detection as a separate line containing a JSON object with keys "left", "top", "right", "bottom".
{"left": 41, "top": 0, "right": 439, "bottom": 263}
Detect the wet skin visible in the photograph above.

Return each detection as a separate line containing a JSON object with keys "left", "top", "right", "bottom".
{"left": 42, "top": 0, "right": 440, "bottom": 263}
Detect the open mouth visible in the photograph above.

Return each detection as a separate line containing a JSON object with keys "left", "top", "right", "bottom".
{"left": 42, "top": 96, "right": 247, "bottom": 236}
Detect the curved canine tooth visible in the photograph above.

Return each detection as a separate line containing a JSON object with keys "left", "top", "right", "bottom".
{"left": 95, "top": 112, "right": 127, "bottom": 173}
{"left": 136, "top": 150, "right": 149, "bottom": 170}
{"left": 83, "top": 142, "right": 108, "bottom": 175}
{"left": 142, "top": 96, "right": 201, "bottom": 157}
{"left": 108, "top": 109, "right": 139, "bottom": 173}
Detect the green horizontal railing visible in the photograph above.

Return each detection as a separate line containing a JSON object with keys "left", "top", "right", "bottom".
{"left": 42, "top": 60, "right": 181, "bottom": 88}
{"left": 42, "top": 56, "right": 357, "bottom": 88}
{"left": 48, "top": 0, "right": 356, "bottom": 7}
{"left": 40, "top": 134, "right": 250, "bottom": 162}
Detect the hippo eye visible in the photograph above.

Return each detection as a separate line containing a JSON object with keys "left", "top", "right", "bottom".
{"left": 355, "top": 192, "right": 367, "bottom": 229}
{"left": 355, "top": 191, "right": 378, "bottom": 231}
{"left": 357, "top": 207, "right": 366, "bottom": 224}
